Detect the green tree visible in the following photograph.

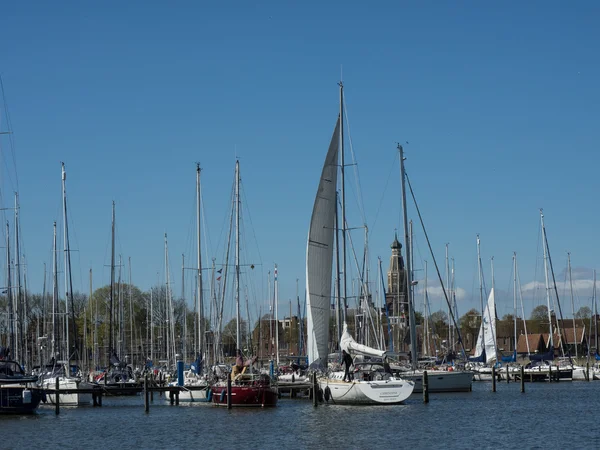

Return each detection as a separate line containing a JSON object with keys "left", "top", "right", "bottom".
{"left": 575, "top": 306, "right": 592, "bottom": 319}
{"left": 530, "top": 305, "right": 548, "bottom": 321}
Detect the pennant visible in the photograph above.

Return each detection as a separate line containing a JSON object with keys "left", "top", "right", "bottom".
{"left": 217, "top": 276, "right": 222, "bottom": 281}
{"left": 217, "top": 268, "right": 223, "bottom": 274}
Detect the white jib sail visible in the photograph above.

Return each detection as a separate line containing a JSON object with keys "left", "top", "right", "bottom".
{"left": 306, "top": 116, "right": 340, "bottom": 366}
{"left": 483, "top": 288, "right": 497, "bottom": 363}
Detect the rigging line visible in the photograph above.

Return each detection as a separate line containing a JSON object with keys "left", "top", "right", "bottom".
{"left": 371, "top": 151, "right": 398, "bottom": 233}
{"left": 0, "top": 76, "right": 19, "bottom": 193}
{"left": 404, "top": 172, "right": 468, "bottom": 359}
{"left": 342, "top": 97, "right": 367, "bottom": 226}
{"left": 239, "top": 179, "right": 263, "bottom": 268}
{"left": 543, "top": 221, "right": 572, "bottom": 364}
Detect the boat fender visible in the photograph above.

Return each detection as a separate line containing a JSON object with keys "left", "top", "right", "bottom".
{"left": 292, "top": 374, "right": 295, "bottom": 383}
{"left": 220, "top": 390, "right": 226, "bottom": 403}
{"left": 324, "top": 386, "right": 331, "bottom": 403}
{"left": 22, "top": 389, "right": 32, "bottom": 404}
{"left": 206, "top": 388, "right": 212, "bottom": 402}
{"left": 317, "top": 387, "right": 324, "bottom": 403}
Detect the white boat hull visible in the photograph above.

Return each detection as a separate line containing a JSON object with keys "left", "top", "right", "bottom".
{"left": 318, "top": 372, "right": 414, "bottom": 405}
{"left": 41, "top": 378, "right": 92, "bottom": 406}
{"left": 401, "top": 370, "right": 473, "bottom": 393}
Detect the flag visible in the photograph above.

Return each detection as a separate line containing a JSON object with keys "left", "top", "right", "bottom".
{"left": 217, "top": 268, "right": 223, "bottom": 274}
{"left": 217, "top": 276, "right": 222, "bottom": 281}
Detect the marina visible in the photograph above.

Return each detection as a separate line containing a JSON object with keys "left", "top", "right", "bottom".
{"left": 2, "top": 382, "right": 600, "bottom": 449}
{"left": 1, "top": 3, "right": 599, "bottom": 448}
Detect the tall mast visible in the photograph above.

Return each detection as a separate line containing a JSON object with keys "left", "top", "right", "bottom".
{"left": 423, "top": 260, "right": 429, "bottom": 356}
{"left": 108, "top": 201, "right": 115, "bottom": 368}
{"left": 52, "top": 222, "right": 58, "bottom": 359}
{"left": 14, "top": 192, "right": 22, "bottom": 364}
{"left": 540, "top": 210, "right": 554, "bottom": 348}
{"left": 235, "top": 160, "right": 241, "bottom": 350}
{"left": 398, "top": 144, "right": 417, "bottom": 368}
{"left": 445, "top": 243, "right": 450, "bottom": 350}
{"left": 6, "top": 222, "right": 14, "bottom": 358}
{"left": 196, "top": 163, "right": 204, "bottom": 361}
{"left": 339, "top": 81, "right": 347, "bottom": 323}
{"left": 128, "top": 257, "right": 134, "bottom": 365}
{"left": 274, "top": 264, "right": 279, "bottom": 365}
{"left": 568, "top": 253, "right": 577, "bottom": 358}
{"left": 513, "top": 253, "right": 517, "bottom": 356}
{"left": 61, "top": 163, "right": 70, "bottom": 364}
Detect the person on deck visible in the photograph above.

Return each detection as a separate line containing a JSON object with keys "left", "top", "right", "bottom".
{"left": 342, "top": 350, "right": 353, "bottom": 382}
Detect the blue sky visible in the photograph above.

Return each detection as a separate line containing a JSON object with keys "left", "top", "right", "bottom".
{"left": 1, "top": 1, "right": 599, "bottom": 325}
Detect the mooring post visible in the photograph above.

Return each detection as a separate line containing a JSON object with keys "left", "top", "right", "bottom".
{"left": 98, "top": 392, "right": 102, "bottom": 407}
{"left": 160, "top": 372, "right": 164, "bottom": 397}
{"left": 520, "top": 365, "right": 525, "bottom": 393}
{"left": 423, "top": 370, "right": 429, "bottom": 404}
{"left": 587, "top": 362, "right": 591, "bottom": 382}
{"left": 175, "top": 389, "right": 180, "bottom": 406}
{"left": 491, "top": 366, "right": 496, "bottom": 392}
{"left": 312, "top": 372, "right": 318, "bottom": 407}
{"left": 227, "top": 376, "right": 232, "bottom": 410}
{"left": 170, "top": 388, "right": 174, "bottom": 405}
{"left": 55, "top": 377, "right": 60, "bottom": 415}
{"left": 144, "top": 374, "right": 149, "bottom": 413}
{"left": 506, "top": 366, "right": 510, "bottom": 384}
{"left": 150, "top": 373, "right": 154, "bottom": 401}
{"left": 548, "top": 364, "right": 552, "bottom": 382}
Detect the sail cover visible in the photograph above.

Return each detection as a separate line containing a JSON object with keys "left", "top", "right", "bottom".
{"left": 306, "top": 116, "right": 340, "bottom": 366}
{"left": 340, "top": 322, "right": 386, "bottom": 358}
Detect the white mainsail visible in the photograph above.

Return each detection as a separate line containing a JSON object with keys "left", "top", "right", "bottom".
{"left": 340, "top": 323, "right": 386, "bottom": 358}
{"left": 306, "top": 116, "right": 340, "bottom": 366}
{"left": 473, "top": 288, "right": 497, "bottom": 363}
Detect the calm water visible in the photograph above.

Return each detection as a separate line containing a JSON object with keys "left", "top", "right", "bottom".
{"left": 2, "top": 382, "right": 599, "bottom": 449}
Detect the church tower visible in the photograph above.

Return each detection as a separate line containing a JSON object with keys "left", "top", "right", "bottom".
{"left": 386, "top": 233, "right": 408, "bottom": 318}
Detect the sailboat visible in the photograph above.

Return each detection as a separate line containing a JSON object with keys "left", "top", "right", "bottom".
{"left": 38, "top": 163, "right": 93, "bottom": 406}
{"left": 522, "top": 210, "right": 572, "bottom": 381}
{"left": 211, "top": 160, "right": 278, "bottom": 407}
{"left": 169, "top": 164, "right": 211, "bottom": 402}
{"left": 307, "top": 83, "right": 414, "bottom": 405}
{"left": 389, "top": 144, "right": 473, "bottom": 393}
{"left": 93, "top": 202, "right": 140, "bottom": 395}
{"left": 467, "top": 238, "right": 498, "bottom": 381}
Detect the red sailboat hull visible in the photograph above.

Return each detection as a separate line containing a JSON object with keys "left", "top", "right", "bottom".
{"left": 211, "top": 382, "right": 278, "bottom": 407}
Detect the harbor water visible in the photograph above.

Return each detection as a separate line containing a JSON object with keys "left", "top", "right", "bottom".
{"left": 2, "top": 381, "right": 599, "bottom": 449}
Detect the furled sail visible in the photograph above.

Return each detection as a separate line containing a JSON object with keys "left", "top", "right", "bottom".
{"left": 471, "top": 288, "right": 497, "bottom": 364}
{"left": 340, "top": 322, "right": 386, "bottom": 358}
{"left": 306, "top": 116, "right": 340, "bottom": 366}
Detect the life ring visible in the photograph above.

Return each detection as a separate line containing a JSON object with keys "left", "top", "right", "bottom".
{"left": 324, "top": 386, "right": 331, "bottom": 403}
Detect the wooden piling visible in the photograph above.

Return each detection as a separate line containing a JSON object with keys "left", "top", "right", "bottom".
{"left": 506, "top": 366, "right": 509, "bottom": 383}
{"left": 423, "top": 370, "right": 429, "bottom": 404}
{"left": 226, "top": 376, "right": 232, "bottom": 410}
{"left": 144, "top": 374, "right": 149, "bottom": 413}
{"left": 587, "top": 362, "right": 590, "bottom": 382}
{"left": 55, "top": 377, "right": 60, "bottom": 415}
{"left": 150, "top": 373, "right": 154, "bottom": 401}
{"left": 548, "top": 365, "right": 552, "bottom": 382}
{"left": 491, "top": 366, "right": 496, "bottom": 392}
{"left": 175, "top": 390, "right": 179, "bottom": 406}
{"left": 98, "top": 392, "right": 102, "bottom": 406}
{"left": 520, "top": 365, "right": 525, "bottom": 393}
{"left": 312, "top": 372, "right": 318, "bottom": 407}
